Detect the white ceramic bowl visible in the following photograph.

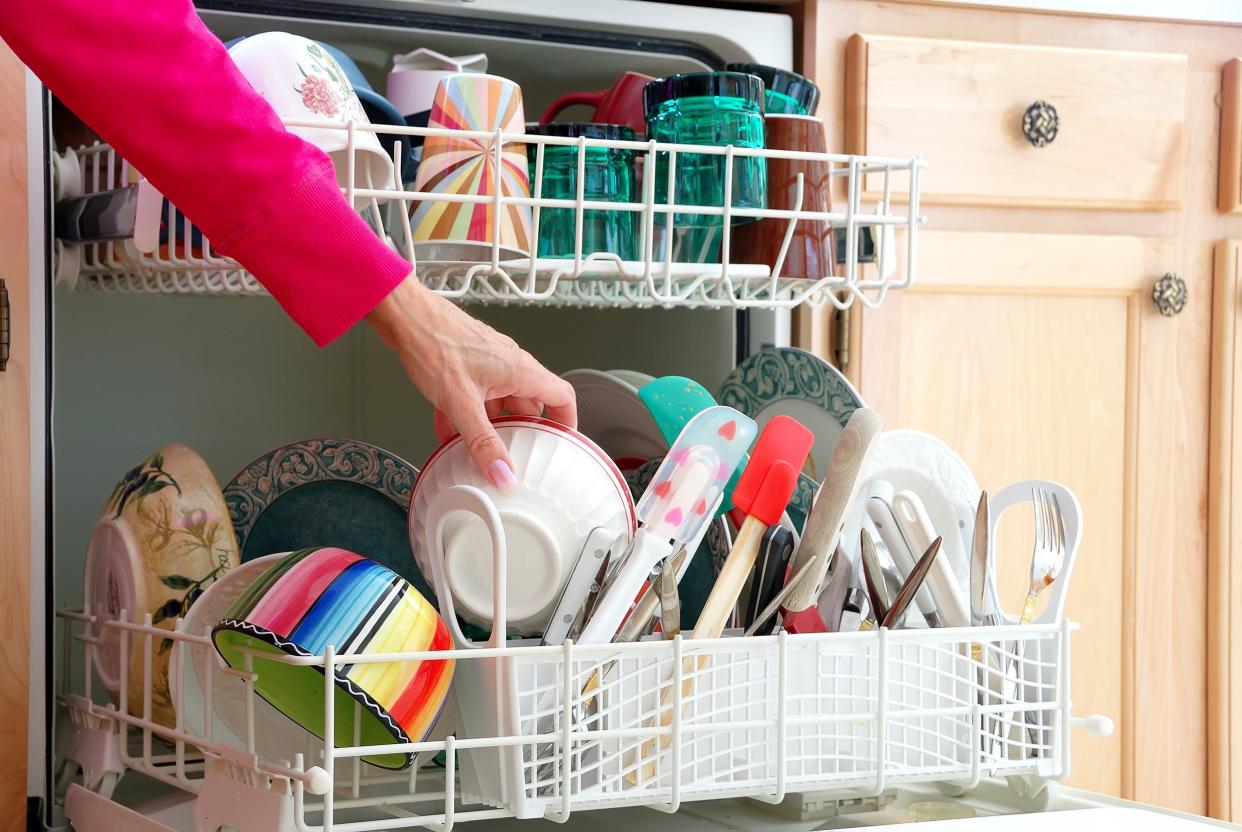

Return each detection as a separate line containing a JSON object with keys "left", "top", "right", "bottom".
{"left": 408, "top": 416, "right": 635, "bottom": 634}
{"left": 228, "top": 32, "right": 395, "bottom": 192}
{"left": 168, "top": 552, "right": 323, "bottom": 766}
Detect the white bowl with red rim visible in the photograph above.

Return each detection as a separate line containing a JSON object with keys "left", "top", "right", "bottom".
{"left": 408, "top": 416, "right": 636, "bottom": 635}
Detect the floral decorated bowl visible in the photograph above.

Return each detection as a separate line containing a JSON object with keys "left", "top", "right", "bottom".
{"left": 228, "top": 32, "right": 395, "bottom": 192}
{"left": 212, "top": 547, "right": 455, "bottom": 770}
{"left": 84, "top": 443, "right": 240, "bottom": 726}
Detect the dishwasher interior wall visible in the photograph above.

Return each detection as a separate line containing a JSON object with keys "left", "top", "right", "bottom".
{"left": 52, "top": 287, "right": 734, "bottom": 692}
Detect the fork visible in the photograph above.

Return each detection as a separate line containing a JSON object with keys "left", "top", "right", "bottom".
{"left": 1019, "top": 486, "right": 1066, "bottom": 624}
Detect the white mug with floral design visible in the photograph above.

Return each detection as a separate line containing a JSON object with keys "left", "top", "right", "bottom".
{"left": 228, "top": 32, "right": 395, "bottom": 194}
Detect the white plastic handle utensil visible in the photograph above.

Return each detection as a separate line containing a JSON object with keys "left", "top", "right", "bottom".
{"left": 866, "top": 490, "right": 942, "bottom": 627}
{"left": 891, "top": 490, "right": 969, "bottom": 628}
{"left": 988, "top": 480, "right": 1083, "bottom": 626}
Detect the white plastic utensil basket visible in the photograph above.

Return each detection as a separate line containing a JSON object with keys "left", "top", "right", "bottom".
{"left": 56, "top": 122, "right": 924, "bottom": 311}
{"left": 54, "top": 608, "right": 1073, "bottom": 831}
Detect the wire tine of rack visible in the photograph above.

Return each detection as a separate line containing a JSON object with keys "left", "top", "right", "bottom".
{"left": 529, "top": 141, "right": 546, "bottom": 294}
{"left": 573, "top": 135, "right": 587, "bottom": 272}
{"left": 769, "top": 173, "right": 802, "bottom": 290}
{"left": 661, "top": 149, "right": 676, "bottom": 295}
{"left": 491, "top": 127, "right": 503, "bottom": 273}
{"left": 324, "top": 643, "right": 336, "bottom": 831}
{"left": 719, "top": 145, "right": 734, "bottom": 292}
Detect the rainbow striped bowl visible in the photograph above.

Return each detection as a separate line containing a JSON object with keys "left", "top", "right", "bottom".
{"left": 212, "top": 547, "right": 454, "bottom": 769}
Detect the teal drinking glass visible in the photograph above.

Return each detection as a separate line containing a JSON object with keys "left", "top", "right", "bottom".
{"left": 644, "top": 72, "right": 766, "bottom": 230}
{"left": 724, "top": 63, "right": 821, "bottom": 116}
{"left": 526, "top": 123, "right": 638, "bottom": 260}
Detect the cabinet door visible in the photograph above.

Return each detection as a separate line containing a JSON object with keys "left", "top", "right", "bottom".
{"left": 0, "top": 43, "right": 31, "bottom": 829}
{"left": 846, "top": 34, "right": 1187, "bottom": 210}
{"left": 858, "top": 231, "right": 1208, "bottom": 810}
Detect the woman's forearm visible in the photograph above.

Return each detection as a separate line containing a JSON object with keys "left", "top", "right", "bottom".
{"left": 0, "top": 0, "right": 410, "bottom": 345}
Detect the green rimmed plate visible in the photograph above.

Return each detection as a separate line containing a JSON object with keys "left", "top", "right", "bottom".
{"left": 718, "top": 347, "right": 866, "bottom": 489}
{"left": 223, "top": 438, "right": 430, "bottom": 601}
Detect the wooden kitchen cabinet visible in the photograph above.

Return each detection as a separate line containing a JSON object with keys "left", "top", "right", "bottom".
{"left": 845, "top": 34, "right": 1187, "bottom": 210}
{"left": 798, "top": 0, "right": 1242, "bottom": 818}
{"left": 0, "top": 42, "right": 32, "bottom": 832}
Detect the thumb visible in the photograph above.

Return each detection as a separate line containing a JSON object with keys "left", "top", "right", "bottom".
{"left": 446, "top": 393, "right": 518, "bottom": 490}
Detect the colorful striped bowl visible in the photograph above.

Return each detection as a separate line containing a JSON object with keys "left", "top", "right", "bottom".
{"left": 212, "top": 547, "right": 454, "bottom": 769}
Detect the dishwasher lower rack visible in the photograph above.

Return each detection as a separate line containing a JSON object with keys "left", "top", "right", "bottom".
{"left": 53, "top": 610, "right": 1074, "bottom": 831}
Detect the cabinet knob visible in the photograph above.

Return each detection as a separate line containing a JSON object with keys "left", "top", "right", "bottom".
{"left": 0, "top": 279, "right": 8, "bottom": 372}
{"left": 1022, "top": 100, "right": 1059, "bottom": 147}
{"left": 1152, "top": 272, "right": 1187, "bottom": 317}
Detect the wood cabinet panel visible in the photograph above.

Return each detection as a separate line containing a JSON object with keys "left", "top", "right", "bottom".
{"left": 0, "top": 42, "right": 30, "bottom": 832}
{"left": 846, "top": 34, "right": 1187, "bottom": 210}
{"left": 859, "top": 230, "right": 1206, "bottom": 807}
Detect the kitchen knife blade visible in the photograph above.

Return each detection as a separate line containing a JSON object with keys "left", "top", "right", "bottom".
{"left": 859, "top": 528, "right": 891, "bottom": 625}
{"left": 882, "top": 536, "right": 942, "bottom": 629}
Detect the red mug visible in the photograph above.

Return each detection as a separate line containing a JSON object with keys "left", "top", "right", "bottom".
{"left": 731, "top": 114, "right": 835, "bottom": 280}
{"left": 541, "top": 71, "right": 654, "bottom": 136}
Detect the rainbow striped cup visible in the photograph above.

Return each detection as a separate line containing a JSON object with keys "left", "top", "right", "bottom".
{"left": 212, "top": 547, "right": 454, "bottom": 769}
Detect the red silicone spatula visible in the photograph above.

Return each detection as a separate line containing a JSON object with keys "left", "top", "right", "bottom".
{"left": 694, "top": 414, "right": 815, "bottom": 639}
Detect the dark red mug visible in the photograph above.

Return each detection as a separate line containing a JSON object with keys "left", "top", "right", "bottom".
{"left": 731, "top": 114, "right": 835, "bottom": 281}
{"left": 541, "top": 71, "right": 654, "bottom": 136}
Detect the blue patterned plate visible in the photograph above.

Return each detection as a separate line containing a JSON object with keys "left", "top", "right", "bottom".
{"left": 718, "top": 347, "right": 866, "bottom": 490}
{"left": 223, "top": 439, "right": 430, "bottom": 600}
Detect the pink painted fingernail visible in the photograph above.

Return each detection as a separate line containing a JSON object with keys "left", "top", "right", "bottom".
{"left": 487, "top": 459, "right": 518, "bottom": 491}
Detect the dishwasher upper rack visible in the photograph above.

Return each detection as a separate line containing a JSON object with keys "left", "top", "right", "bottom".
{"left": 52, "top": 123, "right": 925, "bottom": 311}
{"left": 53, "top": 604, "right": 1074, "bottom": 832}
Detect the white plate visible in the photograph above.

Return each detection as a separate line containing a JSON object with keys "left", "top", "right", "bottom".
{"left": 842, "top": 429, "right": 981, "bottom": 591}
{"left": 718, "top": 347, "right": 865, "bottom": 482}
{"left": 564, "top": 369, "right": 667, "bottom": 464}
{"left": 607, "top": 368, "right": 655, "bottom": 390}
{"left": 169, "top": 553, "right": 322, "bottom": 766}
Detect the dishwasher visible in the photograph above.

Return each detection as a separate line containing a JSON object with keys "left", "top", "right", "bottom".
{"left": 17, "top": 0, "right": 1223, "bottom": 829}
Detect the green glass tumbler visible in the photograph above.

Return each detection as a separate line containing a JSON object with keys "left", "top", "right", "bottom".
{"left": 724, "top": 63, "right": 821, "bottom": 116}
{"left": 526, "top": 123, "right": 638, "bottom": 260}
{"left": 644, "top": 72, "right": 767, "bottom": 229}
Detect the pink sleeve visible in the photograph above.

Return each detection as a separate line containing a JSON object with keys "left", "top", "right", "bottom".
{"left": 0, "top": 0, "right": 412, "bottom": 346}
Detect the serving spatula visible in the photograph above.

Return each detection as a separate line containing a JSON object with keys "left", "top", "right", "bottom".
{"left": 578, "top": 406, "right": 756, "bottom": 646}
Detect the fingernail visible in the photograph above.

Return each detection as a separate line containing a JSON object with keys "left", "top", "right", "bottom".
{"left": 486, "top": 459, "right": 518, "bottom": 491}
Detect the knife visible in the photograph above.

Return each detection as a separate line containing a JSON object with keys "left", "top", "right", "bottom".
{"left": 745, "top": 525, "right": 796, "bottom": 635}
{"left": 881, "top": 537, "right": 942, "bottom": 629}
{"left": 859, "top": 528, "right": 891, "bottom": 625}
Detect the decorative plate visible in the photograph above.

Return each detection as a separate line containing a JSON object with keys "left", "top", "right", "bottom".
{"left": 718, "top": 347, "right": 866, "bottom": 485}
{"left": 841, "top": 429, "right": 981, "bottom": 590}
{"left": 223, "top": 439, "right": 427, "bottom": 598}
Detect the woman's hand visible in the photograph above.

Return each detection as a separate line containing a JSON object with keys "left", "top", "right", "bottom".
{"left": 366, "top": 275, "right": 576, "bottom": 488}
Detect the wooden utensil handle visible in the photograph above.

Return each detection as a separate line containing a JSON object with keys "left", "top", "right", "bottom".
{"left": 693, "top": 515, "right": 766, "bottom": 639}
{"left": 633, "top": 515, "right": 766, "bottom": 782}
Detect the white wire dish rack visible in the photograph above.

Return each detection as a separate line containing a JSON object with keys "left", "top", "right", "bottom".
{"left": 53, "top": 605, "right": 1078, "bottom": 831}
{"left": 53, "top": 122, "right": 924, "bottom": 311}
